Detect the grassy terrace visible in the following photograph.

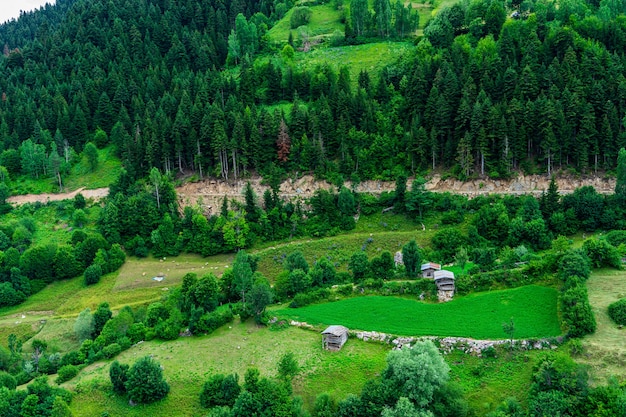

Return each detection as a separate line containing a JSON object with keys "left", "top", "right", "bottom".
{"left": 277, "top": 286, "right": 562, "bottom": 339}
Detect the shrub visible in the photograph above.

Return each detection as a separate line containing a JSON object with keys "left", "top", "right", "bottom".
{"left": 482, "top": 346, "right": 497, "bottom": 358}
{"left": 56, "top": 365, "right": 79, "bottom": 384}
{"left": 583, "top": 238, "right": 621, "bottom": 269}
{"left": 15, "top": 371, "right": 31, "bottom": 386}
{"left": 559, "top": 250, "right": 591, "bottom": 281}
{"left": 359, "top": 194, "right": 380, "bottom": 215}
{"left": 608, "top": 298, "right": 626, "bottom": 325}
{"left": 102, "top": 343, "right": 121, "bottom": 359}
{"left": 60, "top": 350, "right": 85, "bottom": 367}
{"left": 336, "top": 284, "right": 354, "bottom": 296}
{"left": 127, "top": 323, "right": 146, "bottom": 344}
{"left": 125, "top": 356, "right": 169, "bottom": 404}
{"left": 84, "top": 264, "right": 103, "bottom": 285}
{"left": 289, "top": 288, "right": 331, "bottom": 308}
{"left": 562, "top": 285, "right": 596, "bottom": 337}
{"left": 0, "top": 371, "right": 16, "bottom": 390}
{"left": 109, "top": 360, "right": 129, "bottom": 394}
{"left": 605, "top": 230, "right": 626, "bottom": 247}
{"left": 195, "top": 305, "right": 234, "bottom": 334}
{"left": 290, "top": 6, "right": 312, "bottom": 29}
{"left": 441, "top": 210, "right": 464, "bottom": 225}
{"left": 200, "top": 373, "right": 240, "bottom": 408}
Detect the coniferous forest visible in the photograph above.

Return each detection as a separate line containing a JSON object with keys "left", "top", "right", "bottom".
{"left": 3, "top": 0, "right": 626, "bottom": 184}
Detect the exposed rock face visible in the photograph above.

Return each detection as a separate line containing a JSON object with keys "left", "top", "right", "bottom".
{"left": 426, "top": 174, "right": 614, "bottom": 196}
{"left": 176, "top": 173, "right": 616, "bottom": 214}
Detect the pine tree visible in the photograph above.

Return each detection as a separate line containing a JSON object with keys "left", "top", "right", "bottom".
{"left": 402, "top": 239, "right": 421, "bottom": 279}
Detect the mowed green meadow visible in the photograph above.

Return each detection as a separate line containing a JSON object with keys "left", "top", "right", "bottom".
{"left": 66, "top": 321, "right": 389, "bottom": 416}
{"left": 578, "top": 268, "right": 626, "bottom": 383}
{"left": 277, "top": 286, "right": 562, "bottom": 339}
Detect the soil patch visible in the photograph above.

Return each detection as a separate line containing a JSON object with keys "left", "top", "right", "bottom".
{"left": 8, "top": 187, "right": 109, "bottom": 206}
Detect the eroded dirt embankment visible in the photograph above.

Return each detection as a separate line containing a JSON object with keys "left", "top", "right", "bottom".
{"left": 6, "top": 174, "right": 616, "bottom": 210}
{"left": 176, "top": 174, "right": 616, "bottom": 215}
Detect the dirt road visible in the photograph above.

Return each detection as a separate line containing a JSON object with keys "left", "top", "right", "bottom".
{"left": 7, "top": 187, "right": 109, "bottom": 205}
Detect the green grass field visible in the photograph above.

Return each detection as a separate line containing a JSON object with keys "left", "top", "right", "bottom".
{"left": 294, "top": 42, "right": 414, "bottom": 86}
{"left": 66, "top": 321, "right": 389, "bottom": 415}
{"left": 447, "top": 348, "right": 545, "bottom": 413}
{"left": 268, "top": 3, "right": 345, "bottom": 43}
{"left": 113, "top": 253, "right": 233, "bottom": 291}
{"left": 578, "top": 268, "right": 626, "bottom": 384}
{"left": 277, "top": 286, "right": 562, "bottom": 339}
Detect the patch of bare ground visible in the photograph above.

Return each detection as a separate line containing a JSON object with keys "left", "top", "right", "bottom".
{"left": 7, "top": 187, "right": 109, "bottom": 206}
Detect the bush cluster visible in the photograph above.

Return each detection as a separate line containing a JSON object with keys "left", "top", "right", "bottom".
{"left": 608, "top": 298, "right": 626, "bottom": 325}
{"left": 109, "top": 356, "right": 169, "bottom": 404}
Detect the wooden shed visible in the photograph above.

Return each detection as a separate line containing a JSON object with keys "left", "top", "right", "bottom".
{"left": 421, "top": 262, "right": 442, "bottom": 279}
{"left": 434, "top": 270, "right": 455, "bottom": 291}
{"left": 322, "top": 325, "right": 349, "bottom": 351}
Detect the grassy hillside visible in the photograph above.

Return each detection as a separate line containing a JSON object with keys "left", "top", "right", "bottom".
{"left": 294, "top": 41, "right": 414, "bottom": 86}
{"left": 255, "top": 228, "right": 435, "bottom": 279}
{"left": 578, "top": 268, "right": 626, "bottom": 384}
{"left": 276, "top": 286, "right": 562, "bottom": 339}
{"left": 268, "top": 3, "right": 345, "bottom": 43}
{"left": 66, "top": 321, "right": 389, "bottom": 415}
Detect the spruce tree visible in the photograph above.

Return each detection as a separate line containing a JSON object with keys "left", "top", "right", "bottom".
{"left": 402, "top": 240, "right": 421, "bottom": 279}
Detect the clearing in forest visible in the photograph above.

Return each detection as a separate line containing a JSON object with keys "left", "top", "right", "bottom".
{"left": 277, "top": 285, "right": 561, "bottom": 339}
{"left": 267, "top": 3, "right": 344, "bottom": 43}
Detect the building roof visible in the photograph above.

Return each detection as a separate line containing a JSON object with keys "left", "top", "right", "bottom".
{"left": 434, "top": 270, "right": 455, "bottom": 280}
{"left": 421, "top": 262, "right": 442, "bottom": 271}
{"left": 321, "top": 325, "right": 348, "bottom": 336}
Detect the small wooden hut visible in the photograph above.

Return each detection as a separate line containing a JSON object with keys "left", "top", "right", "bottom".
{"left": 421, "top": 262, "right": 442, "bottom": 279}
{"left": 322, "top": 325, "right": 349, "bottom": 351}
{"left": 434, "top": 270, "right": 455, "bottom": 291}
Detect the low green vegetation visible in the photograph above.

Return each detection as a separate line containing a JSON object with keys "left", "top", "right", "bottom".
{"left": 608, "top": 298, "right": 626, "bottom": 325}
{"left": 294, "top": 42, "right": 414, "bottom": 86}
{"left": 268, "top": 3, "right": 345, "bottom": 43}
{"left": 277, "top": 286, "right": 561, "bottom": 339}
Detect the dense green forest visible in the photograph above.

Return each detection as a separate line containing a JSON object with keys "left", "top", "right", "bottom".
{"left": 3, "top": 0, "right": 626, "bottom": 184}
